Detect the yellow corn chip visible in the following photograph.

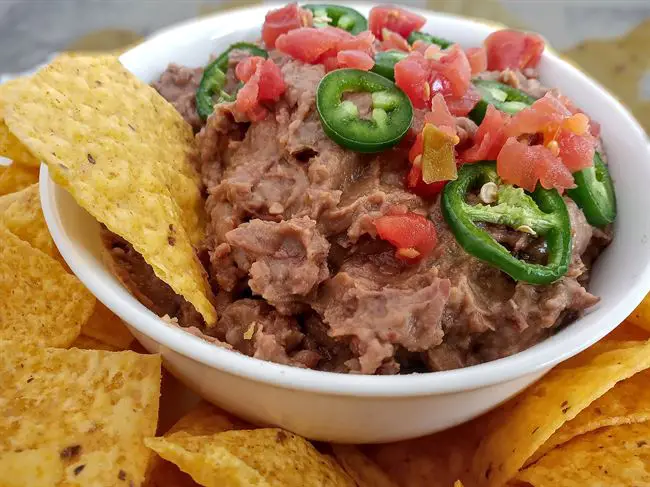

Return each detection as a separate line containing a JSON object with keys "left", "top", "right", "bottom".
{"left": 331, "top": 445, "right": 399, "bottom": 487}
{"left": 3, "top": 55, "right": 216, "bottom": 324}
{"left": 626, "top": 294, "right": 650, "bottom": 333}
{"left": 166, "top": 401, "right": 249, "bottom": 439}
{"left": 515, "top": 422, "right": 650, "bottom": 486}
{"left": 454, "top": 482, "right": 464, "bottom": 487}
{"left": 0, "top": 184, "right": 22, "bottom": 212}
{"left": 0, "top": 80, "right": 40, "bottom": 167}
{"left": 0, "top": 225, "right": 95, "bottom": 347}
{"left": 0, "top": 447, "right": 65, "bottom": 487}
{"left": 146, "top": 429, "right": 355, "bottom": 487}
{"left": 529, "top": 368, "right": 650, "bottom": 464}
{"left": 70, "top": 334, "right": 121, "bottom": 351}
{"left": 81, "top": 301, "right": 134, "bottom": 350}
{"left": 0, "top": 342, "right": 161, "bottom": 486}
{"left": 0, "top": 161, "right": 38, "bottom": 195}
{"left": 606, "top": 320, "right": 650, "bottom": 341}
{"left": 145, "top": 457, "right": 201, "bottom": 487}
{"left": 0, "top": 183, "right": 56, "bottom": 257}
{"left": 471, "top": 339, "right": 650, "bottom": 487}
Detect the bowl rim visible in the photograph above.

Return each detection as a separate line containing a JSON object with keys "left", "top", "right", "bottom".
{"left": 41, "top": 3, "right": 650, "bottom": 398}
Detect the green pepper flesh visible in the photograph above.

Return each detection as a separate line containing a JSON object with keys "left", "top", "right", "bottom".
{"left": 407, "top": 31, "right": 453, "bottom": 49}
{"left": 316, "top": 69, "right": 413, "bottom": 153}
{"left": 442, "top": 162, "right": 572, "bottom": 285}
{"left": 303, "top": 4, "right": 368, "bottom": 34}
{"left": 370, "top": 50, "right": 408, "bottom": 81}
{"left": 567, "top": 152, "right": 617, "bottom": 227}
{"left": 469, "top": 79, "right": 537, "bottom": 125}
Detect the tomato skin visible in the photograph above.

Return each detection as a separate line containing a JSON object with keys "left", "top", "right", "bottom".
{"left": 374, "top": 212, "right": 438, "bottom": 262}
{"left": 425, "top": 94, "right": 457, "bottom": 134}
{"left": 461, "top": 105, "right": 509, "bottom": 162}
{"left": 497, "top": 137, "right": 575, "bottom": 193}
{"left": 485, "top": 29, "right": 545, "bottom": 71}
{"left": 444, "top": 86, "right": 481, "bottom": 117}
{"left": 431, "top": 45, "right": 471, "bottom": 97}
{"left": 466, "top": 47, "right": 488, "bottom": 75}
{"left": 406, "top": 164, "right": 447, "bottom": 199}
{"left": 394, "top": 52, "right": 430, "bottom": 109}
{"left": 262, "top": 3, "right": 313, "bottom": 48}
{"left": 369, "top": 5, "right": 426, "bottom": 40}
{"left": 555, "top": 129, "right": 596, "bottom": 172}
{"left": 276, "top": 27, "right": 339, "bottom": 63}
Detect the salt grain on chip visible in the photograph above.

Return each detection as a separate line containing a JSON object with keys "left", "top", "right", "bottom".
{"left": 2, "top": 55, "right": 216, "bottom": 324}
{"left": 0, "top": 225, "right": 95, "bottom": 347}
{"left": 0, "top": 342, "right": 161, "bottom": 487}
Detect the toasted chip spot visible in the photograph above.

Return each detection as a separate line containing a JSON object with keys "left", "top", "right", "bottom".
{"left": 87, "top": 153, "right": 96, "bottom": 164}
{"left": 60, "top": 445, "right": 82, "bottom": 460}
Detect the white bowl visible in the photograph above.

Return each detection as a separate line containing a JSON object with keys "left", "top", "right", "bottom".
{"left": 41, "top": 3, "right": 650, "bottom": 443}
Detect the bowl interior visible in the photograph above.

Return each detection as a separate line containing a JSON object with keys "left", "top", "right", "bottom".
{"left": 41, "top": 3, "right": 650, "bottom": 397}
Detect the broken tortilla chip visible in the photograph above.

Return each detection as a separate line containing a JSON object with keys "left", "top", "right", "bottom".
{"left": 146, "top": 429, "right": 356, "bottom": 487}
{"left": 2, "top": 55, "right": 216, "bottom": 324}
{"left": 0, "top": 225, "right": 95, "bottom": 347}
{"left": 471, "top": 339, "right": 650, "bottom": 487}
{"left": 514, "top": 422, "right": 650, "bottom": 486}
{"left": 0, "top": 162, "right": 38, "bottom": 196}
{"left": 165, "top": 402, "right": 249, "bottom": 439}
{"left": 0, "top": 342, "right": 161, "bottom": 487}
{"left": 528, "top": 367, "right": 650, "bottom": 464}
{"left": 69, "top": 334, "right": 122, "bottom": 351}
{"left": 0, "top": 183, "right": 56, "bottom": 257}
{"left": 331, "top": 445, "right": 399, "bottom": 487}
{"left": 626, "top": 294, "right": 650, "bottom": 333}
{"left": 80, "top": 301, "right": 134, "bottom": 350}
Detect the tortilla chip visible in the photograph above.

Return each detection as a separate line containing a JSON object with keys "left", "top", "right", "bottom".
{"left": 0, "top": 342, "right": 162, "bottom": 486}
{"left": 146, "top": 429, "right": 356, "bottom": 487}
{"left": 606, "top": 320, "right": 650, "bottom": 341}
{"left": 0, "top": 80, "right": 40, "bottom": 167}
{"left": 70, "top": 334, "right": 122, "bottom": 351}
{"left": 454, "top": 482, "right": 464, "bottom": 487}
{"left": 0, "top": 447, "right": 65, "bottom": 487}
{"left": 2, "top": 55, "right": 216, "bottom": 324}
{"left": 80, "top": 301, "right": 134, "bottom": 350}
{"left": 471, "top": 339, "right": 650, "bottom": 487}
{"left": 0, "top": 225, "right": 95, "bottom": 347}
{"left": 514, "top": 422, "right": 650, "bottom": 486}
{"left": 0, "top": 183, "right": 57, "bottom": 257}
{"left": 145, "top": 457, "right": 201, "bottom": 487}
{"left": 0, "top": 162, "right": 38, "bottom": 195}
{"left": 331, "top": 445, "right": 399, "bottom": 487}
{"left": 626, "top": 294, "right": 650, "bottom": 333}
{"left": 528, "top": 367, "right": 650, "bottom": 464}
{"left": 165, "top": 402, "right": 249, "bottom": 439}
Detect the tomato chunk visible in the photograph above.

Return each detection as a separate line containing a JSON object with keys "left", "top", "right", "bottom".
{"left": 484, "top": 29, "right": 545, "bottom": 71}
{"left": 380, "top": 29, "right": 411, "bottom": 51}
{"left": 235, "top": 57, "right": 286, "bottom": 121}
{"left": 375, "top": 212, "right": 438, "bottom": 262}
{"left": 337, "top": 50, "right": 375, "bottom": 71}
{"left": 394, "top": 52, "right": 430, "bottom": 109}
{"left": 497, "top": 137, "right": 575, "bottom": 192}
{"left": 555, "top": 129, "right": 596, "bottom": 172}
{"left": 407, "top": 164, "right": 447, "bottom": 199}
{"left": 262, "top": 3, "right": 313, "bottom": 48}
{"left": 506, "top": 92, "right": 571, "bottom": 137}
{"left": 466, "top": 47, "right": 488, "bottom": 75}
{"left": 369, "top": 5, "right": 426, "bottom": 40}
{"left": 461, "top": 105, "right": 509, "bottom": 162}
{"left": 444, "top": 85, "right": 481, "bottom": 117}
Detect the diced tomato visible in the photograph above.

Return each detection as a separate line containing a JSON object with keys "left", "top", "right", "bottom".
{"left": 412, "top": 39, "right": 431, "bottom": 54}
{"left": 444, "top": 86, "right": 481, "bottom": 117}
{"left": 406, "top": 164, "right": 447, "bottom": 199}
{"left": 276, "top": 27, "right": 339, "bottom": 63}
{"left": 337, "top": 50, "right": 375, "bottom": 71}
{"left": 235, "top": 57, "right": 286, "bottom": 121}
{"left": 369, "top": 5, "right": 426, "bottom": 40}
{"left": 555, "top": 129, "right": 596, "bottom": 172}
{"left": 381, "top": 29, "right": 411, "bottom": 51}
{"left": 336, "top": 29, "right": 375, "bottom": 54}
{"left": 431, "top": 45, "right": 471, "bottom": 97}
{"left": 461, "top": 105, "right": 509, "bottom": 162}
{"left": 321, "top": 55, "right": 340, "bottom": 72}
{"left": 262, "top": 3, "right": 313, "bottom": 48}
{"left": 497, "top": 137, "right": 575, "bottom": 192}
{"left": 506, "top": 92, "right": 571, "bottom": 138}
{"left": 425, "top": 94, "right": 457, "bottom": 135}
{"left": 484, "top": 29, "right": 545, "bottom": 71}
{"left": 466, "top": 47, "right": 488, "bottom": 75}
{"left": 394, "top": 52, "right": 430, "bottom": 109}
{"left": 408, "top": 132, "right": 424, "bottom": 163}
{"left": 375, "top": 212, "right": 438, "bottom": 262}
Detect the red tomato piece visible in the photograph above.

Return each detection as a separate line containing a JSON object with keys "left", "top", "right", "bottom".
{"left": 408, "top": 132, "right": 424, "bottom": 163}
{"left": 337, "top": 50, "right": 375, "bottom": 70}
{"left": 235, "top": 57, "right": 286, "bottom": 121}
{"left": 505, "top": 92, "right": 571, "bottom": 137}
{"left": 336, "top": 29, "right": 376, "bottom": 55}
{"left": 412, "top": 39, "right": 431, "bottom": 54}
{"left": 431, "top": 45, "right": 471, "bottom": 97}
{"left": 275, "top": 27, "right": 340, "bottom": 63}
{"left": 466, "top": 47, "right": 488, "bottom": 75}
{"left": 406, "top": 164, "right": 447, "bottom": 200}
{"left": 394, "top": 52, "right": 430, "bottom": 109}
{"left": 461, "top": 105, "right": 509, "bottom": 162}
{"left": 555, "top": 129, "right": 596, "bottom": 172}
{"left": 497, "top": 137, "right": 575, "bottom": 192}
{"left": 444, "top": 86, "right": 481, "bottom": 117}
{"left": 425, "top": 94, "right": 457, "bottom": 134}
{"left": 381, "top": 29, "right": 411, "bottom": 51}
{"left": 369, "top": 5, "right": 426, "bottom": 40}
{"left": 484, "top": 29, "right": 545, "bottom": 71}
{"left": 262, "top": 3, "right": 313, "bottom": 48}
{"left": 374, "top": 212, "right": 438, "bottom": 261}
